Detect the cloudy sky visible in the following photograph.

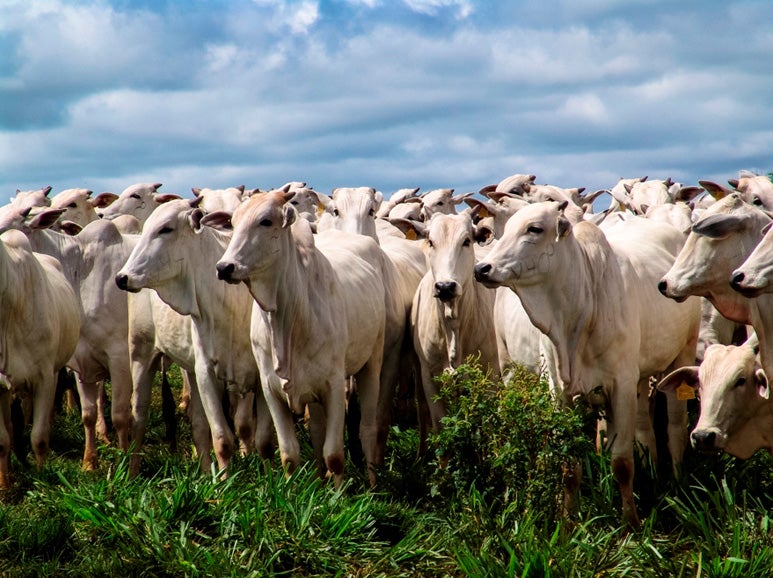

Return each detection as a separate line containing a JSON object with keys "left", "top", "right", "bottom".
{"left": 2, "top": 0, "right": 772, "bottom": 206}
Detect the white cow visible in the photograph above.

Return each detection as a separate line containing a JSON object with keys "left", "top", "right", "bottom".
{"left": 95, "top": 182, "right": 180, "bottom": 225}
{"left": 0, "top": 209, "right": 138, "bottom": 470}
{"left": 49, "top": 188, "right": 99, "bottom": 231}
{"left": 3, "top": 186, "right": 52, "bottom": 214}
{"left": 729, "top": 218, "right": 773, "bottom": 297}
{"left": 419, "top": 188, "right": 473, "bottom": 221}
{"left": 316, "top": 186, "right": 426, "bottom": 461}
{"left": 206, "top": 190, "right": 388, "bottom": 485}
{"left": 191, "top": 186, "right": 247, "bottom": 214}
{"left": 376, "top": 187, "right": 421, "bottom": 219}
{"left": 658, "top": 340, "right": 772, "bottom": 459}
{"left": 474, "top": 200, "right": 701, "bottom": 527}
{"left": 400, "top": 212, "right": 500, "bottom": 449}
{"left": 659, "top": 193, "right": 769, "bottom": 368}
{"left": 0, "top": 230, "right": 80, "bottom": 486}
{"left": 621, "top": 179, "right": 704, "bottom": 215}
{"left": 116, "top": 198, "right": 273, "bottom": 472}
{"left": 729, "top": 171, "right": 773, "bottom": 211}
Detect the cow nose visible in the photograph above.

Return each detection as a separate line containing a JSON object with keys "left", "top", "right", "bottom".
{"left": 115, "top": 273, "right": 129, "bottom": 291}
{"left": 691, "top": 430, "right": 717, "bottom": 451}
{"left": 434, "top": 281, "right": 457, "bottom": 302}
{"left": 217, "top": 262, "right": 235, "bottom": 281}
{"left": 730, "top": 271, "right": 745, "bottom": 289}
{"left": 657, "top": 279, "right": 668, "bottom": 296}
{"left": 474, "top": 262, "right": 492, "bottom": 281}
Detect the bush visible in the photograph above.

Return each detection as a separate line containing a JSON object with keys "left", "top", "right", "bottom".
{"left": 431, "top": 359, "right": 594, "bottom": 524}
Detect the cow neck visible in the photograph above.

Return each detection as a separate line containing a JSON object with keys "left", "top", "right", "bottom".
{"left": 515, "top": 226, "right": 623, "bottom": 393}
{"left": 725, "top": 398, "right": 773, "bottom": 459}
{"left": 262, "top": 227, "right": 316, "bottom": 383}
{"left": 750, "top": 300, "right": 773, "bottom": 379}
{"left": 26, "top": 229, "right": 82, "bottom": 290}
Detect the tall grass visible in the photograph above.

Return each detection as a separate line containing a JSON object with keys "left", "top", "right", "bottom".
{"left": 1, "top": 360, "right": 772, "bottom": 576}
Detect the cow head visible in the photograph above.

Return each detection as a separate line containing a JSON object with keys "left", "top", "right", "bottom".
{"left": 474, "top": 200, "right": 571, "bottom": 290}
{"left": 658, "top": 341, "right": 769, "bottom": 458}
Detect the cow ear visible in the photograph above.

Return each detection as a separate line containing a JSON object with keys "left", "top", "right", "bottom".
{"left": 555, "top": 216, "right": 571, "bottom": 241}
{"left": 27, "top": 208, "right": 66, "bottom": 230}
{"left": 92, "top": 192, "right": 119, "bottom": 208}
{"left": 199, "top": 211, "right": 232, "bottom": 231}
{"left": 755, "top": 369, "right": 770, "bottom": 399}
{"left": 282, "top": 203, "right": 297, "bottom": 228}
{"left": 192, "top": 187, "right": 202, "bottom": 196}
{"left": 59, "top": 220, "right": 83, "bottom": 236}
{"left": 657, "top": 366, "right": 700, "bottom": 392}
{"left": 373, "top": 190, "right": 383, "bottom": 213}
{"left": 691, "top": 213, "right": 746, "bottom": 239}
{"left": 189, "top": 208, "right": 205, "bottom": 232}
{"left": 316, "top": 192, "right": 334, "bottom": 214}
{"left": 389, "top": 217, "right": 427, "bottom": 240}
{"left": 154, "top": 193, "right": 181, "bottom": 204}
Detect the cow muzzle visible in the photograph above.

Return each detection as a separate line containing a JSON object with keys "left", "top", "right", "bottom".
{"left": 115, "top": 273, "right": 140, "bottom": 293}
{"left": 474, "top": 262, "right": 499, "bottom": 288}
{"left": 434, "top": 281, "right": 459, "bottom": 302}
{"left": 216, "top": 261, "right": 241, "bottom": 284}
{"left": 730, "top": 271, "right": 765, "bottom": 298}
{"left": 690, "top": 429, "right": 722, "bottom": 454}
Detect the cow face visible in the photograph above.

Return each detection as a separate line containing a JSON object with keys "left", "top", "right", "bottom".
{"left": 98, "top": 182, "right": 175, "bottom": 223}
{"left": 474, "top": 200, "right": 570, "bottom": 290}
{"left": 213, "top": 191, "right": 296, "bottom": 311}
{"left": 658, "top": 194, "right": 770, "bottom": 304}
{"left": 424, "top": 213, "right": 476, "bottom": 305}
{"left": 732, "top": 174, "right": 773, "bottom": 212}
{"left": 730, "top": 221, "right": 773, "bottom": 297}
{"left": 116, "top": 199, "right": 201, "bottom": 293}
{"left": 659, "top": 343, "right": 769, "bottom": 457}
{"left": 319, "top": 187, "right": 381, "bottom": 238}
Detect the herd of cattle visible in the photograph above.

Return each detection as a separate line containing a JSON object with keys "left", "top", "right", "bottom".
{"left": 2, "top": 171, "right": 773, "bottom": 528}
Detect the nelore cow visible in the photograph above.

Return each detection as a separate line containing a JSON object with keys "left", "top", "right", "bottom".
{"left": 205, "top": 190, "right": 388, "bottom": 486}
{"left": 474, "top": 200, "right": 701, "bottom": 528}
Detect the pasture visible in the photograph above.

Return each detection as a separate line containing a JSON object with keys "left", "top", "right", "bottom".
{"left": 1, "top": 361, "right": 772, "bottom": 577}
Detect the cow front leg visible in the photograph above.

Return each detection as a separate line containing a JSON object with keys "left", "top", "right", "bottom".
{"left": 323, "top": 380, "right": 347, "bottom": 488}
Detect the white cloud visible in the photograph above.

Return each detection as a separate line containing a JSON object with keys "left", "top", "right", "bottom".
{"left": 403, "top": 0, "right": 473, "bottom": 19}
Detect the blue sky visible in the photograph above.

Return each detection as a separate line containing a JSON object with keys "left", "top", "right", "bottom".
{"left": 2, "top": 0, "right": 772, "bottom": 205}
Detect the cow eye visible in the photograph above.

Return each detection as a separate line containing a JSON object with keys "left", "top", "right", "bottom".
{"left": 68, "top": 202, "right": 77, "bottom": 208}
{"left": 158, "top": 226, "right": 174, "bottom": 235}
{"left": 462, "top": 238, "right": 471, "bottom": 247}
{"left": 527, "top": 226, "right": 543, "bottom": 234}
{"left": 333, "top": 208, "right": 340, "bottom": 217}
{"left": 734, "top": 377, "right": 746, "bottom": 388}
{"left": 368, "top": 208, "right": 375, "bottom": 217}
{"left": 259, "top": 219, "right": 272, "bottom": 227}
{"left": 753, "top": 196, "right": 763, "bottom": 206}
{"left": 290, "top": 200, "right": 299, "bottom": 206}
{"left": 130, "top": 193, "right": 141, "bottom": 200}
{"left": 427, "top": 239, "right": 434, "bottom": 248}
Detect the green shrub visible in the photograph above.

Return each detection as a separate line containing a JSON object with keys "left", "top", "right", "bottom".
{"left": 431, "top": 359, "right": 594, "bottom": 524}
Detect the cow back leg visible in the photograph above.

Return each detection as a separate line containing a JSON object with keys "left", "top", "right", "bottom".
{"left": 255, "top": 386, "right": 275, "bottom": 460}
{"left": 634, "top": 378, "right": 658, "bottom": 467}
{"left": 233, "top": 390, "right": 257, "bottom": 456}
{"left": 607, "top": 381, "right": 641, "bottom": 529}
{"left": 307, "top": 402, "right": 327, "bottom": 478}
{"left": 129, "top": 352, "right": 162, "bottom": 477}
{"left": 0, "top": 390, "right": 11, "bottom": 488}
{"left": 194, "top": 365, "right": 234, "bottom": 473}
{"left": 355, "top": 359, "right": 383, "bottom": 487}
{"left": 322, "top": 379, "right": 347, "bottom": 488}
{"left": 109, "top": 358, "right": 133, "bottom": 452}
{"left": 95, "top": 380, "right": 110, "bottom": 445}
{"left": 76, "top": 377, "right": 100, "bottom": 471}
{"left": 186, "top": 373, "right": 213, "bottom": 473}
{"left": 30, "top": 374, "right": 56, "bottom": 469}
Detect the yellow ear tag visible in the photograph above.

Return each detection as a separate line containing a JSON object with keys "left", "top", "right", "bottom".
{"left": 676, "top": 381, "right": 695, "bottom": 401}
{"left": 478, "top": 207, "right": 490, "bottom": 218}
{"left": 405, "top": 228, "right": 417, "bottom": 240}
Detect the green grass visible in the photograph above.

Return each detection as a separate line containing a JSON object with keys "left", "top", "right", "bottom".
{"left": 1, "top": 361, "right": 772, "bottom": 576}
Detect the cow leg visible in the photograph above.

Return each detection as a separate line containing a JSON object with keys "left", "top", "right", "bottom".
{"left": 323, "top": 379, "right": 347, "bottom": 488}
{"left": 662, "top": 342, "right": 695, "bottom": 478}
{"left": 307, "top": 402, "right": 327, "bottom": 478}
{"left": 186, "top": 373, "right": 213, "bottom": 473}
{"left": 109, "top": 360, "right": 133, "bottom": 452}
{"left": 0, "top": 390, "right": 11, "bottom": 489}
{"left": 255, "top": 386, "right": 275, "bottom": 460}
{"left": 76, "top": 377, "right": 100, "bottom": 471}
{"left": 179, "top": 365, "right": 192, "bottom": 412}
{"left": 634, "top": 378, "right": 658, "bottom": 466}
{"left": 129, "top": 352, "right": 162, "bottom": 477}
{"left": 262, "top": 378, "right": 300, "bottom": 475}
{"left": 233, "top": 390, "right": 257, "bottom": 456}
{"left": 95, "top": 380, "right": 110, "bottom": 445}
{"left": 607, "top": 382, "right": 641, "bottom": 530}
{"left": 30, "top": 374, "right": 56, "bottom": 469}
{"left": 194, "top": 363, "right": 234, "bottom": 473}
{"left": 355, "top": 360, "right": 382, "bottom": 487}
